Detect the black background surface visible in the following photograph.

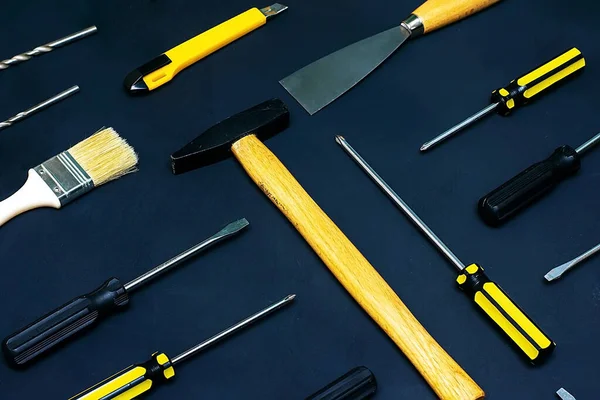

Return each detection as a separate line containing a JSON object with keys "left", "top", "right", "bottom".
{"left": 1, "top": 0, "right": 599, "bottom": 399}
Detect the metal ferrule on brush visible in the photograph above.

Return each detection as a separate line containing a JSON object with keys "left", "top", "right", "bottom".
{"left": 35, "top": 152, "right": 94, "bottom": 206}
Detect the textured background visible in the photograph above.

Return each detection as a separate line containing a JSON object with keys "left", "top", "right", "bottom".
{"left": 0, "top": 0, "right": 599, "bottom": 398}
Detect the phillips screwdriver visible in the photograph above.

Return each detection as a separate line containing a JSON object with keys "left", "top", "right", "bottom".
{"left": 420, "top": 48, "right": 585, "bottom": 152}
{"left": 70, "top": 294, "right": 295, "bottom": 400}
{"left": 2, "top": 218, "right": 248, "bottom": 368}
{"left": 545, "top": 241, "right": 600, "bottom": 281}
{"left": 305, "top": 366, "right": 377, "bottom": 400}
{"left": 479, "top": 131, "right": 600, "bottom": 225}
{"left": 337, "top": 136, "right": 555, "bottom": 364}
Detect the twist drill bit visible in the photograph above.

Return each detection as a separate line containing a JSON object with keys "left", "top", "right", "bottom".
{"left": 0, "top": 86, "right": 79, "bottom": 131}
{"left": 0, "top": 26, "right": 97, "bottom": 70}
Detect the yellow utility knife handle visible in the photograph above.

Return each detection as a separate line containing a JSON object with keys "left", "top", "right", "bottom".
{"left": 457, "top": 264, "right": 555, "bottom": 364}
{"left": 70, "top": 353, "right": 175, "bottom": 400}
{"left": 492, "top": 48, "right": 585, "bottom": 115}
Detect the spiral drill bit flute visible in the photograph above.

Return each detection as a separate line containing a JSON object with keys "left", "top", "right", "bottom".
{"left": 0, "top": 26, "right": 97, "bottom": 70}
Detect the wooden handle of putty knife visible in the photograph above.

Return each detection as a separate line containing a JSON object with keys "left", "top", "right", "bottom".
{"left": 412, "top": 0, "right": 502, "bottom": 34}
{"left": 232, "top": 135, "right": 485, "bottom": 400}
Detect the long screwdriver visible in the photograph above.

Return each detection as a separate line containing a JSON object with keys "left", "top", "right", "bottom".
{"left": 70, "top": 294, "right": 295, "bottom": 400}
{"left": 2, "top": 218, "right": 248, "bottom": 368}
{"left": 420, "top": 48, "right": 585, "bottom": 152}
{"left": 336, "top": 136, "right": 555, "bottom": 364}
{"left": 478, "top": 132, "right": 600, "bottom": 225}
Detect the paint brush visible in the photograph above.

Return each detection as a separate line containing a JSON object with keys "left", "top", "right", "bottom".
{"left": 0, "top": 128, "right": 138, "bottom": 227}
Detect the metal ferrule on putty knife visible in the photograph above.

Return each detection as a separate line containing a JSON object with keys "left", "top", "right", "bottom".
{"left": 124, "top": 3, "right": 287, "bottom": 94}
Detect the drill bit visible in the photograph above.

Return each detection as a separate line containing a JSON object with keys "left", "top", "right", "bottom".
{"left": 0, "top": 86, "right": 80, "bottom": 131}
{"left": 0, "top": 26, "right": 97, "bottom": 70}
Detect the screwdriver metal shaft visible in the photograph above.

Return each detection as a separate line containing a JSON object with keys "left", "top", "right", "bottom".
{"left": 420, "top": 103, "right": 499, "bottom": 152}
{"left": 336, "top": 135, "right": 466, "bottom": 271}
{"left": 0, "top": 86, "right": 80, "bottom": 131}
{"left": 544, "top": 241, "right": 600, "bottom": 281}
{"left": 0, "top": 26, "right": 97, "bottom": 70}
{"left": 172, "top": 294, "right": 295, "bottom": 365}
{"left": 124, "top": 218, "right": 249, "bottom": 291}
{"left": 557, "top": 388, "right": 577, "bottom": 400}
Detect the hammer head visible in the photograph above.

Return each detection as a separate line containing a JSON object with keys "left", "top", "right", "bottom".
{"left": 171, "top": 99, "right": 290, "bottom": 174}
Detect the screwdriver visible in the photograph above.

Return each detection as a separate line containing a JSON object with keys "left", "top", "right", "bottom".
{"left": 305, "top": 366, "right": 377, "bottom": 400}
{"left": 478, "top": 132, "right": 600, "bottom": 226}
{"left": 70, "top": 294, "right": 295, "bottom": 400}
{"left": 420, "top": 48, "right": 585, "bottom": 152}
{"left": 545, "top": 241, "right": 600, "bottom": 281}
{"left": 336, "top": 136, "right": 555, "bottom": 364}
{"left": 2, "top": 218, "right": 248, "bottom": 368}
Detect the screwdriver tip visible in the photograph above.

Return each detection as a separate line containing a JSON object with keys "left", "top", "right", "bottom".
{"left": 420, "top": 143, "right": 431, "bottom": 152}
{"left": 284, "top": 294, "right": 296, "bottom": 302}
{"left": 335, "top": 135, "right": 345, "bottom": 144}
{"left": 544, "top": 268, "right": 563, "bottom": 282}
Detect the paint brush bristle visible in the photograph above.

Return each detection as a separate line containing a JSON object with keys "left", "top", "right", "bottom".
{"left": 68, "top": 128, "right": 138, "bottom": 186}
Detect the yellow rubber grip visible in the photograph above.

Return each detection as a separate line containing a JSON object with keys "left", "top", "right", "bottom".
{"left": 143, "top": 8, "right": 267, "bottom": 90}
{"left": 70, "top": 353, "right": 175, "bottom": 400}
{"left": 457, "top": 264, "right": 555, "bottom": 364}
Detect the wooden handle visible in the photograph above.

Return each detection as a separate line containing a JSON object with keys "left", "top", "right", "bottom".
{"left": 232, "top": 135, "right": 485, "bottom": 400}
{"left": 412, "top": 0, "right": 501, "bottom": 34}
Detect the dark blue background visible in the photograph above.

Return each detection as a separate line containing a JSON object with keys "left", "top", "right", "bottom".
{"left": 1, "top": 0, "right": 599, "bottom": 398}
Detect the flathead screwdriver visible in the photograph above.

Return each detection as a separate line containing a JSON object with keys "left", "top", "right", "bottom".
{"left": 420, "top": 48, "right": 585, "bottom": 152}
{"left": 479, "top": 132, "right": 600, "bottom": 226}
{"left": 545, "top": 241, "right": 600, "bottom": 281}
{"left": 70, "top": 294, "right": 295, "bottom": 400}
{"left": 2, "top": 218, "right": 249, "bottom": 368}
{"left": 337, "top": 136, "right": 555, "bottom": 364}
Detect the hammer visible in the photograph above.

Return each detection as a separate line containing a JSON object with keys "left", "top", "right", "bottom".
{"left": 171, "top": 99, "right": 484, "bottom": 400}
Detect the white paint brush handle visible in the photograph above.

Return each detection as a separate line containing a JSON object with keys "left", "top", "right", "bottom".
{"left": 0, "top": 169, "right": 61, "bottom": 226}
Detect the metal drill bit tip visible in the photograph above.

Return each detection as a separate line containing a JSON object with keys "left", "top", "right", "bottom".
{"left": 171, "top": 294, "right": 295, "bottom": 365}
{"left": 556, "top": 388, "right": 577, "bottom": 400}
{"left": 124, "top": 218, "right": 249, "bottom": 292}
{"left": 260, "top": 3, "right": 288, "bottom": 19}
{"left": 0, "top": 26, "right": 97, "bottom": 70}
{"left": 0, "top": 85, "right": 79, "bottom": 132}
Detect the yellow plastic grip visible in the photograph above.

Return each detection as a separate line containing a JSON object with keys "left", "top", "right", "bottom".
{"left": 491, "top": 48, "right": 585, "bottom": 115}
{"left": 143, "top": 8, "right": 267, "bottom": 90}
{"left": 457, "top": 264, "right": 555, "bottom": 364}
{"left": 70, "top": 353, "right": 175, "bottom": 400}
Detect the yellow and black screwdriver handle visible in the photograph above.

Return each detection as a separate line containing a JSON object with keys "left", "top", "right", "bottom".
{"left": 491, "top": 47, "right": 585, "bottom": 115}
{"left": 124, "top": 3, "right": 287, "bottom": 94}
{"left": 70, "top": 352, "right": 175, "bottom": 400}
{"left": 457, "top": 264, "right": 555, "bottom": 364}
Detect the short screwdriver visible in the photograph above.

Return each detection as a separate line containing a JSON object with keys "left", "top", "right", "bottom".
{"left": 479, "top": 131, "right": 600, "bottom": 225}
{"left": 420, "top": 48, "right": 585, "bottom": 152}
{"left": 2, "top": 218, "right": 248, "bottom": 368}
{"left": 70, "top": 294, "right": 295, "bottom": 400}
{"left": 337, "top": 136, "right": 555, "bottom": 364}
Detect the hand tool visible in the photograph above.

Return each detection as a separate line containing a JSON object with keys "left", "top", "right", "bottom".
{"left": 305, "top": 366, "right": 377, "bottom": 400}
{"left": 0, "top": 127, "right": 138, "bottom": 227}
{"left": 124, "top": 3, "right": 287, "bottom": 94}
{"left": 420, "top": 48, "right": 585, "bottom": 151}
{"left": 70, "top": 294, "right": 295, "bottom": 400}
{"left": 545, "top": 241, "right": 600, "bottom": 281}
{"left": 557, "top": 388, "right": 577, "bottom": 400}
{"left": 2, "top": 219, "right": 248, "bottom": 367}
{"left": 478, "top": 131, "right": 600, "bottom": 226}
{"left": 0, "top": 86, "right": 80, "bottom": 131}
{"left": 0, "top": 26, "right": 97, "bottom": 70}
{"left": 336, "top": 135, "right": 555, "bottom": 364}
{"left": 279, "top": 0, "right": 501, "bottom": 115}
{"left": 171, "top": 99, "right": 484, "bottom": 400}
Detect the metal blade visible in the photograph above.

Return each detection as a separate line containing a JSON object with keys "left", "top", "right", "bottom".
{"left": 280, "top": 26, "right": 410, "bottom": 115}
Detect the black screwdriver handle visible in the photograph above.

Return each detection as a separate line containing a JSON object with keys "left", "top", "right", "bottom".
{"left": 2, "top": 278, "right": 129, "bottom": 368}
{"left": 305, "top": 366, "right": 377, "bottom": 400}
{"left": 478, "top": 146, "right": 581, "bottom": 226}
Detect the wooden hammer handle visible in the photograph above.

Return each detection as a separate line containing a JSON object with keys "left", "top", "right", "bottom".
{"left": 412, "top": 0, "right": 501, "bottom": 34}
{"left": 232, "top": 135, "right": 484, "bottom": 400}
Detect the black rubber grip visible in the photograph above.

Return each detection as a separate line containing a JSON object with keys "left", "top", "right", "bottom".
{"left": 305, "top": 366, "right": 377, "bottom": 400}
{"left": 478, "top": 146, "right": 581, "bottom": 226}
{"left": 2, "top": 278, "right": 129, "bottom": 368}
